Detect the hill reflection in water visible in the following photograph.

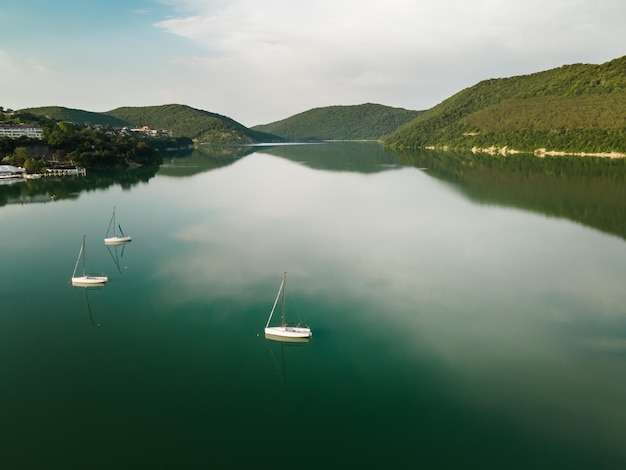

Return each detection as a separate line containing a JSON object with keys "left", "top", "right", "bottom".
{"left": 4, "top": 143, "right": 626, "bottom": 245}
{"left": 391, "top": 148, "right": 626, "bottom": 242}
{"left": 0, "top": 165, "right": 159, "bottom": 207}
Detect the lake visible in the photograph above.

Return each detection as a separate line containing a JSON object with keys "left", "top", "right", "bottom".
{"left": 2, "top": 142, "right": 626, "bottom": 469}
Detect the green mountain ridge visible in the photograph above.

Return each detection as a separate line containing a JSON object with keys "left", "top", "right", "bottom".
{"left": 251, "top": 103, "right": 422, "bottom": 140}
{"left": 106, "top": 104, "right": 280, "bottom": 143}
{"left": 18, "top": 54, "right": 626, "bottom": 152}
{"left": 21, "top": 104, "right": 282, "bottom": 144}
{"left": 384, "top": 55, "right": 626, "bottom": 154}
{"left": 18, "top": 106, "right": 128, "bottom": 127}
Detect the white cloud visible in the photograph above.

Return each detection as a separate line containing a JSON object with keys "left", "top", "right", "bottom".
{"left": 149, "top": 0, "right": 626, "bottom": 124}
{"left": 5, "top": 0, "right": 626, "bottom": 125}
{"left": 0, "top": 50, "right": 50, "bottom": 78}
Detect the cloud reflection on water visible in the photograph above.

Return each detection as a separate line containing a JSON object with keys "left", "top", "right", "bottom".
{"left": 149, "top": 149, "right": 626, "bottom": 458}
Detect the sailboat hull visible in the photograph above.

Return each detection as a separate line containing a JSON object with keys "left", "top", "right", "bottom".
{"left": 264, "top": 332, "right": 311, "bottom": 343}
{"left": 71, "top": 275, "right": 108, "bottom": 287}
{"left": 104, "top": 236, "right": 132, "bottom": 245}
{"left": 264, "top": 326, "right": 312, "bottom": 338}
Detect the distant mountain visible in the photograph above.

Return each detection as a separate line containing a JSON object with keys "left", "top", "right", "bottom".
{"left": 384, "top": 55, "right": 626, "bottom": 154}
{"left": 21, "top": 106, "right": 127, "bottom": 127}
{"left": 22, "top": 104, "right": 282, "bottom": 144}
{"left": 251, "top": 103, "right": 422, "bottom": 141}
{"left": 105, "top": 104, "right": 281, "bottom": 144}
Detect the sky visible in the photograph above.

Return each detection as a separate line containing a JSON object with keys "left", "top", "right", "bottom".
{"left": 2, "top": 0, "right": 626, "bottom": 127}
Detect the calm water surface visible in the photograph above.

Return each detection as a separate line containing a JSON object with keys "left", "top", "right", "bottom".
{"left": 1, "top": 143, "right": 626, "bottom": 469}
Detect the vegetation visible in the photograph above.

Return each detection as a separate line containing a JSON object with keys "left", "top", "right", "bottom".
{"left": 14, "top": 55, "right": 626, "bottom": 156}
{"left": 251, "top": 103, "right": 422, "bottom": 141}
{"left": 44, "top": 122, "right": 163, "bottom": 167}
{"left": 23, "top": 104, "right": 281, "bottom": 144}
{"left": 1, "top": 113, "right": 163, "bottom": 169}
{"left": 19, "top": 106, "right": 127, "bottom": 127}
{"left": 384, "top": 55, "right": 626, "bottom": 154}
{"left": 105, "top": 104, "right": 281, "bottom": 143}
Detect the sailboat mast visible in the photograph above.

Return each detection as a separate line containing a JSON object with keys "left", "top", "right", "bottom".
{"left": 72, "top": 241, "right": 83, "bottom": 277}
{"left": 281, "top": 271, "right": 286, "bottom": 326}
{"left": 112, "top": 207, "right": 116, "bottom": 236}
{"left": 266, "top": 275, "right": 285, "bottom": 329}
{"left": 82, "top": 235, "right": 86, "bottom": 275}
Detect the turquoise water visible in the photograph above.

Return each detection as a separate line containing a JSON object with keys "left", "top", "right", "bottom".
{"left": 1, "top": 143, "right": 626, "bottom": 469}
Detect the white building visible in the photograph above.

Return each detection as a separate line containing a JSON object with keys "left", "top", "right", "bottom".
{"left": 0, "top": 125, "right": 44, "bottom": 139}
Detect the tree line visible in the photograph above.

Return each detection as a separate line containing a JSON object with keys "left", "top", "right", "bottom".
{"left": 385, "top": 56, "right": 626, "bottom": 153}
{"left": 1, "top": 110, "right": 171, "bottom": 170}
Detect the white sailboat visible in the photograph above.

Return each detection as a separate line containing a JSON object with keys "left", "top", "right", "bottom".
{"left": 104, "top": 207, "right": 132, "bottom": 245}
{"left": 264, "top": 272, "right": 312, "bottom": 340}
{"left": 71, "top": 235, "right": 108, "bottom": 287}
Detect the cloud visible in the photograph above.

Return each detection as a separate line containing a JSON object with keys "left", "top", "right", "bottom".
{"left": 149, "top": 0, "right": 626, "bottom": 125}
{"left": 0, "top": 50, "right": 51, "bottom": 83}
{"left": 155, "top": 0, "right": 623, "bottom": 60}
{"left": 6, "top": 0, "right": 626, "bottom": 125}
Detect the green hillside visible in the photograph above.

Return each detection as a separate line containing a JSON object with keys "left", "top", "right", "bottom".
{"left": 105, "top": 104, "right": 281, "bottom": 144}
{"left": 385, "top": 55, "right": 626, "bottom": 154}
{"left": 251, "top": 103, "right": 422, "bottom": 141}
{"left": 23, "top": 104, "right": 282, "bottom": 144}
{"left": 21, "top": 106, "right": 128, "bottom": 127}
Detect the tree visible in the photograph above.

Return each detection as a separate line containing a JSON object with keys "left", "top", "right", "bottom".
{"left": 12, "top": 147, "right": 29, "bottom": 166}
{"left": 24, "top": 157, "right": 45, "bottom": 174}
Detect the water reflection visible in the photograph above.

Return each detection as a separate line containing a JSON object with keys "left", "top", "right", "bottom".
{"left": 390, "top": 148, "right": 626, "bottom": 241}
{"left": 265, "top": 336, "right": 309, "bottom": 394}
{"left": 158, "top": 145, "right": 256, "bottom": 177}
{"left": 145, "top": 146, "right": 626, "bottom": 462}
{"left": 0, "top": 165, "right": 159, "bottom": 207}
{"left": 3, "top": 142, "right": 626, "bottom": 467}
{"left": 106, "top": 243, "right": 130, "bottom": 274}
{"left": 73, "top": 286, "right": 103, "bottom": 327}
{"left": 258, "top": 141, "right": 400, "bottom": 173}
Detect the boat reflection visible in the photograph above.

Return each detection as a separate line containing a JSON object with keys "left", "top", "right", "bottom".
{"left": 73, "top": 286, "right": 103, "bottom": 327}
{"left": 265, "top": 334, "right": 309, "bottom": 394}
{"left": 106, "top": 242, "right": 129, "bottom": 274}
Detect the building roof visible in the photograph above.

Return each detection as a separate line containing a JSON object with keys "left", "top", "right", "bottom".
{"left": 0, "top": 165, "right": 25, "bottom": 174}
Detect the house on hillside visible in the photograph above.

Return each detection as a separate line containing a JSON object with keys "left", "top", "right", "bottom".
{"left": 0, "top": 124, "right": 44, "bottom": 139}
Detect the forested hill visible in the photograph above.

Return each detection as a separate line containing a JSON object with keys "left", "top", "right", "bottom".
{"left": 106, "top": 104, "right": 280, "bottom": 143}
{"left": 21, "top": 106, "right": 128, "bottom": 127}
{"left": 22, "top": 104, "right": 282, "bottom": 144}
{"left": 384, "top": 55, "right": 626, "bottom": 154}
{"left": 251, "top": 103, "right": 422, "bottom": 140}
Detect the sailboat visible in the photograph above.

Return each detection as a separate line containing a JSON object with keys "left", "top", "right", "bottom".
{"left": 264, "top": 272, "right": 312, "bottom": 340}
{"left": 104, "top": 207, "right": 132, "bottom": 245}
{"left": 71, "top": 235, "right": 108, "bottom": 287}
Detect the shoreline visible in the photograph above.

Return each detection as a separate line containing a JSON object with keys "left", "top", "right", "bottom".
{"left": 427, "top": 145, "right": 626, "bottom": 158}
